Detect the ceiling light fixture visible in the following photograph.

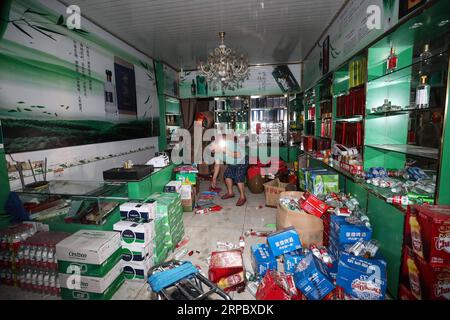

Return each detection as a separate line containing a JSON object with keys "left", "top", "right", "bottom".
{"left": 410, "top": 22, "right": 423, "bottom": 29}
{"left": 438, "top": 20, "right": 450, "bottom": 27}
{"left": 198, "top": 32, "right": 250, "bottom": 92}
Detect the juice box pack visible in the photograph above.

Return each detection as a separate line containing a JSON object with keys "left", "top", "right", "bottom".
{"left": 330, "top": 215, "right": 372, "bottom": 244}
{"left": 307, "top": 171, "right": 340, "bottom": 196}
{"left": 405, "top": 205, "right": 450, "bottom": 266}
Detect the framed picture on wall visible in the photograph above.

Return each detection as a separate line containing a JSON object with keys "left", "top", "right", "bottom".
{"left": 399, "top": 0, "right": 426, "bottom": 19}
{"left": 114, "top": 56, "right": 137, "bottom": 116}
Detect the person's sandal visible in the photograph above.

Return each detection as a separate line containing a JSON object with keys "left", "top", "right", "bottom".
{"left": 236, "top": 198, "right": 247, "bottom": 206}
{"left": 221, "top": 193, "right": 235, "bottom": 200}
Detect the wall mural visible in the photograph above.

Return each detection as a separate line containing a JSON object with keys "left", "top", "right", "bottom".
{"left": 0, "top": 0, "right": 160, "bottom": 154}
{"left": 179, "top": 64, "right": 301, "bottom": 98}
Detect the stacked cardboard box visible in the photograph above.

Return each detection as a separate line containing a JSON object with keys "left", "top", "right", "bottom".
{"left": 55, "top": 230, "right": 123, "bottom": 300}
{"left": 400, "top": 205, "right": 450, "bottom": 300}
{"left": 148, "top": 193, "right": 185, "bottom": 264}
{"left": 113, "top": 220, "right": 154, "bottom": 281}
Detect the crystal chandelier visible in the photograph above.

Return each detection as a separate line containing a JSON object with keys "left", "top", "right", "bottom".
{"left": 198, "top": 32, "right": 250, "bottom": 92}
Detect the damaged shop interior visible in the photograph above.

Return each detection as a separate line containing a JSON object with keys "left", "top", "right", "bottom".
{"left": 1, "top": 0, "right": 450, "bottom": 301}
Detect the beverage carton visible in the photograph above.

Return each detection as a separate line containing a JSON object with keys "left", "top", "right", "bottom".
{"left": 293, "top": 253, "right": 335, "bottom": 300}
{"left": 307, "top": 171, "right": 339, "bottom": 196}
{"left": 163, "top": 181, "right": 182, "bottom": 193}
{"left": 55, "top": 230, "right": 121, "bottom": 265}
{"left": 122, "top": 255, "right": 153, "bottom": 282}
{"left": 59, "top": 259, "right": 123, "bottom": 294}
{"left": 300, "top": 192, "right": 331, "bottom": 218}
{"left": 121, "top": 242, "right": 153, "bottom": 262}
{"left": 330, "top": 216, "right": 372, "bottom": 244}
{"left": 336, "top": 251, "right": 387, "bottom": 300}
{"left": 284, "top": 250, "right": 304, "bottom": 274}
{"left": 119, "top": 201, "right": 156, "bottom": 222}
{"left": 251, "top": 244, "right": 277, "bottom": 278}
{"left": 267, "top": 227, "right": 302, "bottom": 257}
{"left": 405, "top": 205, "right": 450, "bottom": 266}
{"left": 60, "top": 274, "right": 124, "bottom": 300}
{"left": 256, "top": 271, "right": 299, "bottom": 300}
{"left": 113, "top": 220, "right": 155, "bottom": 246}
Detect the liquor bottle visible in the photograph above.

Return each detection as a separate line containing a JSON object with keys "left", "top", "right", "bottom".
{"left": 104, "top": 70, "right": 118, "bottom": 116}
{"left": 191, "top": 79, "right": 197, "bottom": 96}
{"left": 416, "top": 75, "right": 430, "bottom": 109}
{"left": 386, "top": 46, "right": 398, "bottom": 73}
{"left": 420, "top": 44, "right": 432, "bottom": 65}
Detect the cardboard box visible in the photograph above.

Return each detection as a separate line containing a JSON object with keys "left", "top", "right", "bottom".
{"left": 400, "top": 246, "right": 450, "bottom": 300}
{"left": 330, "top": 215, "right": 372, "bottom": 244}
{"left": 163, "top": 180, "right": 182, "bottom": 193}
{"left": 336, "top": 252, "right": 387, "bottom": 300}
{"left": 59, "top": 260, "right": 123, "bottom": 293}
{"left": 175, "top": 172, "right": 197, "bottom": 185}
{"left": 209, "top": 250, "right": 244, "bottom": 283}
{"left": 55, "top": 230, "right": 121, "bottom": 265}
{"left": 405, "top": 205, "right": 450, "bottom": 266}
{"left": 251, "top": 244, "right": 277, "bottom": 278}
{"left": 113, "top": 220, "right": 155, "bottom": 246}
{"left": 122, "top": 255, "right": 153, "bottom": 281}
{"left": 277, "top": 192, "right": 324, "bottom": 248}
{"left": 300, "top": 192, "right": 331, "bottom": 219}
{"left": 121, "top": 242, "right": 153, "bottom": 262}
{"left": 307, "top": 171, "right": 339, "bottom": 196}
{"left": 180, "top": 185, "right": 193, "bottom": 200}
{"left": 267, "top": 227, "right": 302, "bottom": 257}
{"left": 119, "top": 201, "right": 156, "bottom": 222}
{"left": 60, "top": 274, "right": 124, "bottom": 300}
{"left": 284, "top": 250, "right": 305, "bottom": 274}
{"left": 293, "top": 253, "right": 335, "bottom": 300}
{"left": 57, "top": 248, "right": 122, "bottom": 278}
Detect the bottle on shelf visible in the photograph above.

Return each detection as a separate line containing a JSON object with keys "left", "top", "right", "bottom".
{"left": 386, "top": 46, "right": 398, "bottom": 73}
{"left": 191, "top": 79, "right": 197, "bottom": 96}
{"left": 419, "top": 44, "right": 432, "bottom": 67}
{"left": 415, "top": 75, "right": 430, "bottom": 109}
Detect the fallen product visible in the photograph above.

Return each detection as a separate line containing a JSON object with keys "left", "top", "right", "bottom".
{"left": 293, "top": 253, "right": 335, "bottom": 300}
{"left": 251, "top": 244, "right": 277, "bottom": 278}
{"left": 267, "top": 227, "right": 302, "bottom": 257}
{"left": 256, "top": 270, "right": 300, "bottom": 300}
{"left": 209, "top": 249, "right": 245, "bottom": 292}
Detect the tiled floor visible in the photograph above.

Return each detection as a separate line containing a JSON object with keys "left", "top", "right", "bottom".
{"left": 0, "top": 181, "right": 277, "bottom": 300}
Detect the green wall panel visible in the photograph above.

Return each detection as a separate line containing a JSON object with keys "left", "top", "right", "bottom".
{"left": 128, "top": 163, "right": 174, "bottom": 200}
{"left": 155, "top": 61, "right": 167, "bottom": 151}
{"left": 438, "top": 61, "right": 450, "bottom": 205}
{"left": 366, "top": 194, "right": 405, "bottom": 299}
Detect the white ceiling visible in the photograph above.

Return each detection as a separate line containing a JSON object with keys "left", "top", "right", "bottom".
{"left": 62, "top": 0, "right": 346, "bottom": 70}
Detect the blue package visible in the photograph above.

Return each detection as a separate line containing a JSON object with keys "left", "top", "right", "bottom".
{"left": 330, "top": 216, "right": 372, "bottom": 244}
{"left": 284, "top": 250, "right": 304, "bottom": 274}
{"left": 267, "top": 227, "right": 302, "bottom": 257}
{"left": 336, "top": 251, "right": 387, "bottom": 300}
{"left": 293, "top": 253, "right": 335, "bottom": 300}
{"left": 328, "top": 235, "right": 352, "bottom": 258}
{"left": 251, "top": 244, "right": 277, "bottom": 278}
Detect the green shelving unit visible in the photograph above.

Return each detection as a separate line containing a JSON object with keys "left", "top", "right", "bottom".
{"left": 299, "top": 0, "right": 450, "bottom": 299}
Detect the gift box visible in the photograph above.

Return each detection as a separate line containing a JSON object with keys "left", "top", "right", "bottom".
{"left": 256, "top": 271, "right": 299, "bottom": 300}
{"left": 405, "top": 205, "right": 450, "bottom": 267}
{"left": 267, "top": 227, "right": 302, "bottom": 257}
{"left": 251, "top": 244, "right": 277, "bottom": 278}
{"left": 307, "top": 171, "right": 339, "bottom": 196}
{"left": 209, "top": 250, "right": 244, "bottom": 291}
{"left": 293, "top": 253, "right": 335, "bottom": 300}
{"left": 400, "top": 246, "right": 450, "bottom": 300}
{"left": 300, "top": 192, "right": 331, "bottom": 219}
{"left": 336, "top": 251, "right": 387, "bottom": 300}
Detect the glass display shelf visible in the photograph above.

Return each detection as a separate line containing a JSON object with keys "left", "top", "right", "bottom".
{"left": 334, "top": 116, "right": 364, "bottom": 122}
{"left": 367, "top": 106, "right": 445, "bottom": 117}
{"left": 365, "top": 144, "right": 439, "bottom": 160}
{"left": 367, "top": 50, "right": 448, "bottom": 84}
{"left": 15, "top": 180, "right": 128, "bottom": 199}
